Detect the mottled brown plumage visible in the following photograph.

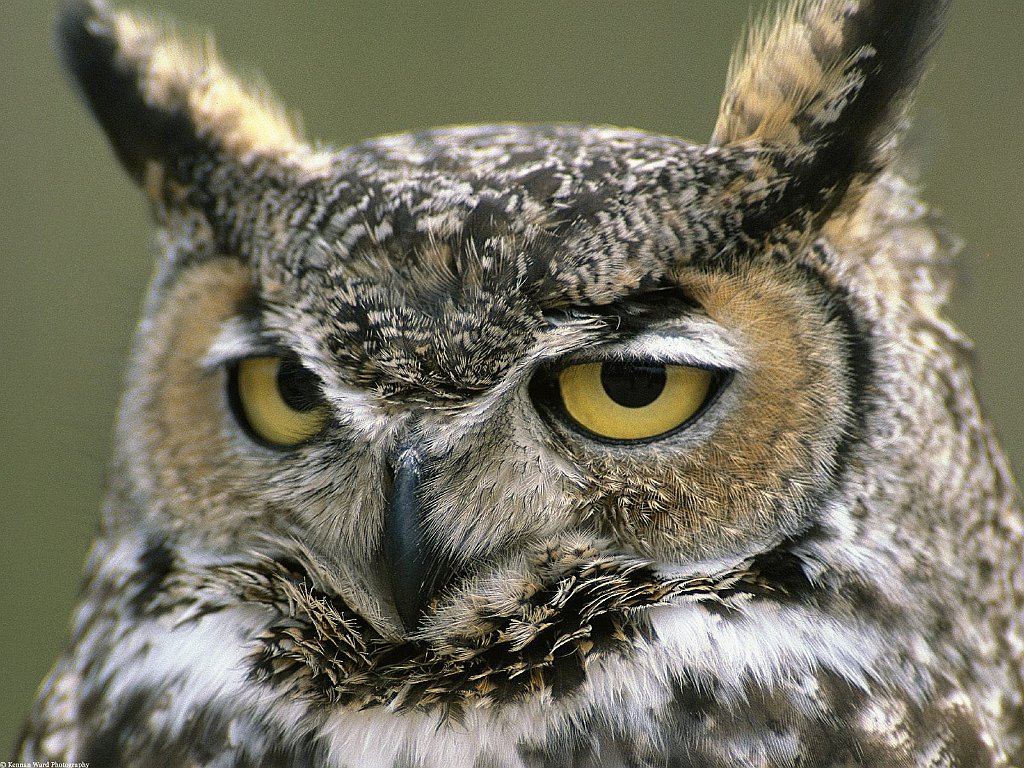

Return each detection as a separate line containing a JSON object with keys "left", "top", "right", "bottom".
{"left": 20, "top": 0, "right": 1023, "bottom": 766}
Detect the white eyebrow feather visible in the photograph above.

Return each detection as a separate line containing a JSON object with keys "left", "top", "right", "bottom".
{"left": 202, "top": 317, "right": 269, "bottom": 370}
{"left": 615, "top": 318, "right": 746, "bottom": 371}
{"left": 539, "top": 313, "right": 746, "bottom": 372}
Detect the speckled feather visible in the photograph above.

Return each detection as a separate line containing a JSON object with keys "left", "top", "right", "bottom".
{"left": 19, "top": 0, "right": 1024, "bottom": 766}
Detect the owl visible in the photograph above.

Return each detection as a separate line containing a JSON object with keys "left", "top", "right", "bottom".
{"left": 17, "top": 0, "right": 1024, "bottom": 765}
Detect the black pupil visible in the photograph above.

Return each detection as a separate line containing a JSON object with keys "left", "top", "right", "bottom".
{"left": 600, "top": 362, "right": 667, "bottom": 408}
{"left": 276, "top": 359, "right": 322, "bottom": 412}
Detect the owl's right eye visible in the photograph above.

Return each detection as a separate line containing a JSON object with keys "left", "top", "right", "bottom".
{"left": 227, "top": 356, "right": 328, "bottom": 449}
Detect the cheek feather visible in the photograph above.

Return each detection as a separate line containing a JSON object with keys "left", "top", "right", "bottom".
{"left": 122, "top": 258, "right": 257, "bottom": 531}
{"left": 574, "top": 262, "right": 855, "bottom": 561}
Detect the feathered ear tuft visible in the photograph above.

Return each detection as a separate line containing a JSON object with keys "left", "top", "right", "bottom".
{"left": 56, "top": 0, "right": 302, "bottom": 197}
{"left": 712, "top": 0, "right": 949, "bottom": 217}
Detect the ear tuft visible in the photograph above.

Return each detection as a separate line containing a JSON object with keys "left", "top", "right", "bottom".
{"left": 56, "top": 0, "right": 301, "bottom": 191}
{"left": 712, "top": 0, "right": 949, "bottom": 215}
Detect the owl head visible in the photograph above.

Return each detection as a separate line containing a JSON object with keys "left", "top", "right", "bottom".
{"left": 46, "top": 0, "right": 1022, "bottom": 755}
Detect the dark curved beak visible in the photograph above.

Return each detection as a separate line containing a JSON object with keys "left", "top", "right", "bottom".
{"left": 383, "top": 448, "right": 456, "bottom": 632}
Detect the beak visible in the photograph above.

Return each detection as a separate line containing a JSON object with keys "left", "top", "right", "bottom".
{"left": 383, "top": 448, "right": 456, "bottom": 631}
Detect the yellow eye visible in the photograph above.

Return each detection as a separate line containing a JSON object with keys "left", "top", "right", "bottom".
{"left": 556, "top": 361, "right": 714, "bottom": 441}
{"left": 229, "top": 356, "right": 328, "bottom": 448}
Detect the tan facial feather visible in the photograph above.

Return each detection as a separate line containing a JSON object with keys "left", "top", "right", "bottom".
{"left": 116, "top": 258, "right": 259, "bottom": 539}
{"left": 571, "top": 259, "right": 853, "bottom": 561}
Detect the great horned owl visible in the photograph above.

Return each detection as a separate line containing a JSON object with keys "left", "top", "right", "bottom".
{"left": 18, "top": 0, "right": 1024, "bottom": 765}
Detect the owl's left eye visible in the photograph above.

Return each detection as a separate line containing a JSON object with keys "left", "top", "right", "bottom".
{"left": 531, "top": 360, "right": 718, "bottom": 442}
{"left": 227, "top": 356, "right": 328, "bottom": 449}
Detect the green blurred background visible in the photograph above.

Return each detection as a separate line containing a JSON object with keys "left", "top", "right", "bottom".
{"left": 2, "top": 0, "right": 1021, "bottom": 752}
